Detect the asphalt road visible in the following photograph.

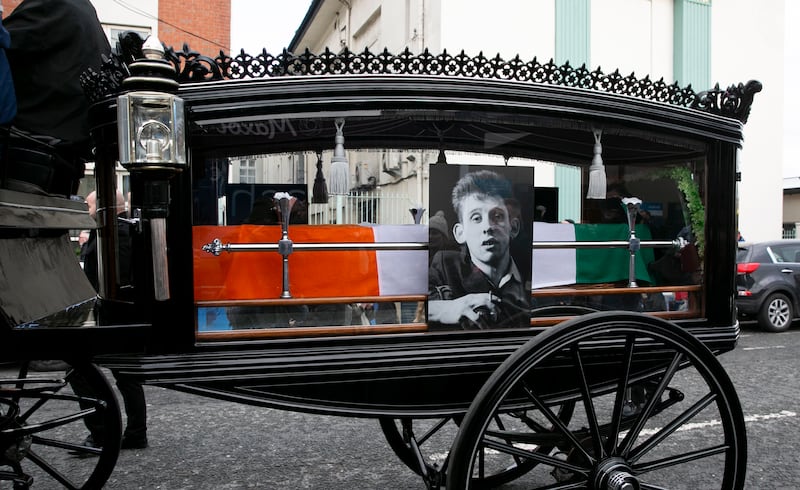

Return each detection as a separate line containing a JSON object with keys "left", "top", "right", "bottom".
{"left": 4, "top": 322, "right": 799, "bottom": 489}
{"left": 106, "top": 322, "right": 800, "bottom": 489}
{"left": 722, "top": 322, "right": 800, "bottom": 489}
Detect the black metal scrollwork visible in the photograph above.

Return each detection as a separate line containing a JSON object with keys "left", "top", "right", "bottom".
{"left": 81, "top": 34, "right": 761, "bottom": 123}
{"left": 80, "top": 53, "right": 129, "bottom": 103}
{"left": 165, "top": 43, "right": 225, "bottom": 82}
{"left": 691, "top": 80, "right": 763, "bottom": 124}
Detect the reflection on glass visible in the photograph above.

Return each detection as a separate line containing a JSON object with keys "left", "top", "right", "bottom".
{"left": 197, "top": 301, "right": 424, "bottom": 332}
{"left": 190, "top": 116, "right": 707, "bottom": 336}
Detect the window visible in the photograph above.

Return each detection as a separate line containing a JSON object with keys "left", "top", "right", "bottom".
{"left": 105, "top": 25, "right": 152, "bottom": 52}
{"left": 771, "top": 245, "right": 800, "bottom": 263}
{"left": 239, "top": 159, "right": 256, "bottom": 184}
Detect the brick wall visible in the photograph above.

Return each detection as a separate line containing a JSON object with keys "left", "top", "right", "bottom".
{"left": 159, "top": 0, "right": 231, "bottom": 57}
{"left": 2, "top": 0, "right": 231, "bottom": 58}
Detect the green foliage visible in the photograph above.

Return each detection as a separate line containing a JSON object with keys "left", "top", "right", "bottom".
{"left": 668, "top": 166, "right": 705, "bottom": 259}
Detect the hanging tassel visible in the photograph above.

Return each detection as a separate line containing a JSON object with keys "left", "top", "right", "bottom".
{"left": 311, "top": 151, "right": 328, "bottom": 203}
{"left": 328, "top": 118, "right": 350, "bottom": 195}
{"left": 435, "top": 123, "right": 449, "bottom": 165}
{"left": 586, "top": 128, "right": 606, "bottom": 199}
{"left": 436, "top": 148, "right": 447, "bottom": 164}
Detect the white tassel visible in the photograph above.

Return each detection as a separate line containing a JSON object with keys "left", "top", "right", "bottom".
{"left": 586, "top": 128, "right": 606, "bottom": 199}
{"left": 329, "top": 118, "right": 350, "bottom": 196}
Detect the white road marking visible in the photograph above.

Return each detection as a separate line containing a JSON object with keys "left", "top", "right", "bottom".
{"left": 425, "top": 411, "right": 798, "bottom": 462}
{"left": 742, "top": 345, "right": 786, "bottom": 351}
{"left": 633, "top": 410, "right": 796, "bottom": 437}
{"left": 744, "top": 410, "right": 798, "bottom": 422}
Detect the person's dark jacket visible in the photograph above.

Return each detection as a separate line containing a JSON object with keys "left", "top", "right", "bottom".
{"left": 4, "top": 0, "right": 110, "bottom": 148}
{"left": 0, "top": 10, "right": 16, "bottom": 125}
{"left": 428, "top": 249, "right": 530, "bottom": 330}
{"left": 82, "top": 216, "right": 132, "bottom": 292}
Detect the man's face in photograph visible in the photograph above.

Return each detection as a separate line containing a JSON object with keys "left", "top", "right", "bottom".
{"left": 454, "top": 194, "right": 517, "bottom": 268}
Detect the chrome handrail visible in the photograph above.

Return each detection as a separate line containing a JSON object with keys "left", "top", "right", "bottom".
{"left": 202, "top": 239, "right": 428, "bottom": 256}
{"left": 531, "top": 239, "right": 680, "bottom": 249}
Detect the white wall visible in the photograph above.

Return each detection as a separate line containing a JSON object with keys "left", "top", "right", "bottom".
{"left": 783, "top": 1, "right": 800, "bottom": 181}
{"left": 288, "top": 0, "right": 793, "bottom": 240}
{"left": 92, "top": 0, "right": 158, "bottom": 43}
{"left": 439, "top": 0, "right": 554, "bottom": 60}
{"left": 712, "top": 0, "right": 785, "bottom": 241}
{"left": 591, "top": 0, "right": 673, "bottom": 82}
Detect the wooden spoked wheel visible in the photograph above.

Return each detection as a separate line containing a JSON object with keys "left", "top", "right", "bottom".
{"left": 448, "top": 312, "right": 746, "bottom": 489}
{"left": 380, "top": 401, "right": 574, "bottom": 488}
{"left": 0, "top": 361, "right": 121, "bottom": 489}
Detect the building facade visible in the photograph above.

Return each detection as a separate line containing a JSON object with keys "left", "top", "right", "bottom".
{"left": 288, "top": 0, "right": 795, "bottom": 241}
{"left": 1, "top": 0, "right": 230, "bottom": 201}
{"left": 2, "top": 0, "right": 229, "bottom": 56}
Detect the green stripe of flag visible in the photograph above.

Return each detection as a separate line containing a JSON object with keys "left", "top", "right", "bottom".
{"left": 574, "top": 224, "right": 654, "bottom": 284}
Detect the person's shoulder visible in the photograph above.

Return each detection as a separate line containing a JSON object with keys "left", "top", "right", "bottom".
{"left": 5, "top": 0, "right": 52, "bottom": 21}
{"left": 430, "top": 249, "right": 463, "bottom": 266}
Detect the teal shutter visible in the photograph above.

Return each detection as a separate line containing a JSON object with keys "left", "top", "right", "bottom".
{"left": 555, "top": 0, "right": 590, "bottom": 67}
{"left": 674, "top": 0, "right": 711, "bottom": 91}
{"left": 555, "top": 163, "right": 581, "bottom": 223}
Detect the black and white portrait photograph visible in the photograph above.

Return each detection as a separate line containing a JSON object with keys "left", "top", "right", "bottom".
{"left": 427, "top": 164, "right": 534, "bottom": 330}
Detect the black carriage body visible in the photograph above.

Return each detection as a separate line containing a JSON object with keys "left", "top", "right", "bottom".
{"left": 1, "top": 46, "right": 758, "bottom": 419}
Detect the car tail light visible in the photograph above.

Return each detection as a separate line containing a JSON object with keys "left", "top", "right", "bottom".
{"left": 737, "top": 262, "right": 760, "bottom": 274}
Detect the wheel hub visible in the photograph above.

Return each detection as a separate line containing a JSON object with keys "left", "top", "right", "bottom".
{"left": 593, "top": 457, "right": 640, "bottom": 490}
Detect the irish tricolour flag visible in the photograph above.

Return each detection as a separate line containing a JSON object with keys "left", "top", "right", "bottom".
{"left": 532, "top": 222, "right": 654, "bottom": 289}
{"left": 193, "top": 224, "right": 428, "bottom": 301}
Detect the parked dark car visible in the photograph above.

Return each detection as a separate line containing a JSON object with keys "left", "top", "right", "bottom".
{"left": 736, "top": 240, "right": 800, "bottom": 331}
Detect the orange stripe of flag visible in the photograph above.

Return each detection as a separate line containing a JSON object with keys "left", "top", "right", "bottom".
{"left": 193, "top": 225, "right": 380, "bottom": 301}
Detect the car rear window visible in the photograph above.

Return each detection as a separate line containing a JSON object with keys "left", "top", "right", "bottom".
{"left": 736, "top": 247, "right": 750, "bottom": 263}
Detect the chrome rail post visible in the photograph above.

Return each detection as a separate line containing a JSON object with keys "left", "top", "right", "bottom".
{"left": 623, "top": 197, "right": 643, "bottom": 287}
{"left": 274, "top": 192, "right": 296, "bottom": 298}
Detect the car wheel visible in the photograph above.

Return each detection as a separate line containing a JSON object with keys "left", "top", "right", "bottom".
{"left": 758, "top": 292, "right": 794, "bottom": 332}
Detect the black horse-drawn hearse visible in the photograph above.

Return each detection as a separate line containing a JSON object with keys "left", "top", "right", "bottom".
{"left": 1, "top": 33, "right": 760, "bottom": 488}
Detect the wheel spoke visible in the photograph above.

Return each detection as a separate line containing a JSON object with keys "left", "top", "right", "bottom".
{"left": 481, "top": 437, "right": 589, "bottom": 476}
{"left": 7, "top": 407, "right": 98, "bottom": 438}
{"left": 12, "top": 362, "right": 30, "bottom": 406}
{"left": 417, "top": 417, "right": 449, "bottom": 446}
{"left": 485, "top": 428, "right": 563, "bottom": 446}
{"left": 632, "top": 444, "right": 728, "bottom": 474}
{"left": 490, "top": 414, "right": 526, "bottom": 468}
{"left": 533, "top": 480, "right": 588, "bottom": 490}
{"left": 31, "top": 434, "right": 102, "bottom": 455}
{"left": 401, "top": 418, "right": 435, "bottom": 478}
{"left": 571, "top": 343, "right": 604, "bottom": 459}
{"left": 18, "top": 382, "right": 72, "bottom": 424}
{"left": 521, "top": 381, "right": 595, "bottom": 465}
{"left": 608, "top": 335, "right": 636, "bottom": 456}
{"left": 515, "top": 411, "right": 550, "bottom": 433}
{"left": 628, "top": 392, "right": 716, "bottom": 464}
{"left": 477, "top": 440, "right": 486, "bottom": 479}
{"left": 619, "top": 351, "right": 684, "bottom": 456}
{"left": 26, "top": 449, "right": 81, "bottom": 490}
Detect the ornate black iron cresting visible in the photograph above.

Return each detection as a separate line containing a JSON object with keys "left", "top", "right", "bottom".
{"left": 81, "top": 33, "right": 761, "bottom": 123}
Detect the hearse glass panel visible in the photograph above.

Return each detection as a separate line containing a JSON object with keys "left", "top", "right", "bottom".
{"left": 191, "top": 114, "right": 707, "bottom": 339}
